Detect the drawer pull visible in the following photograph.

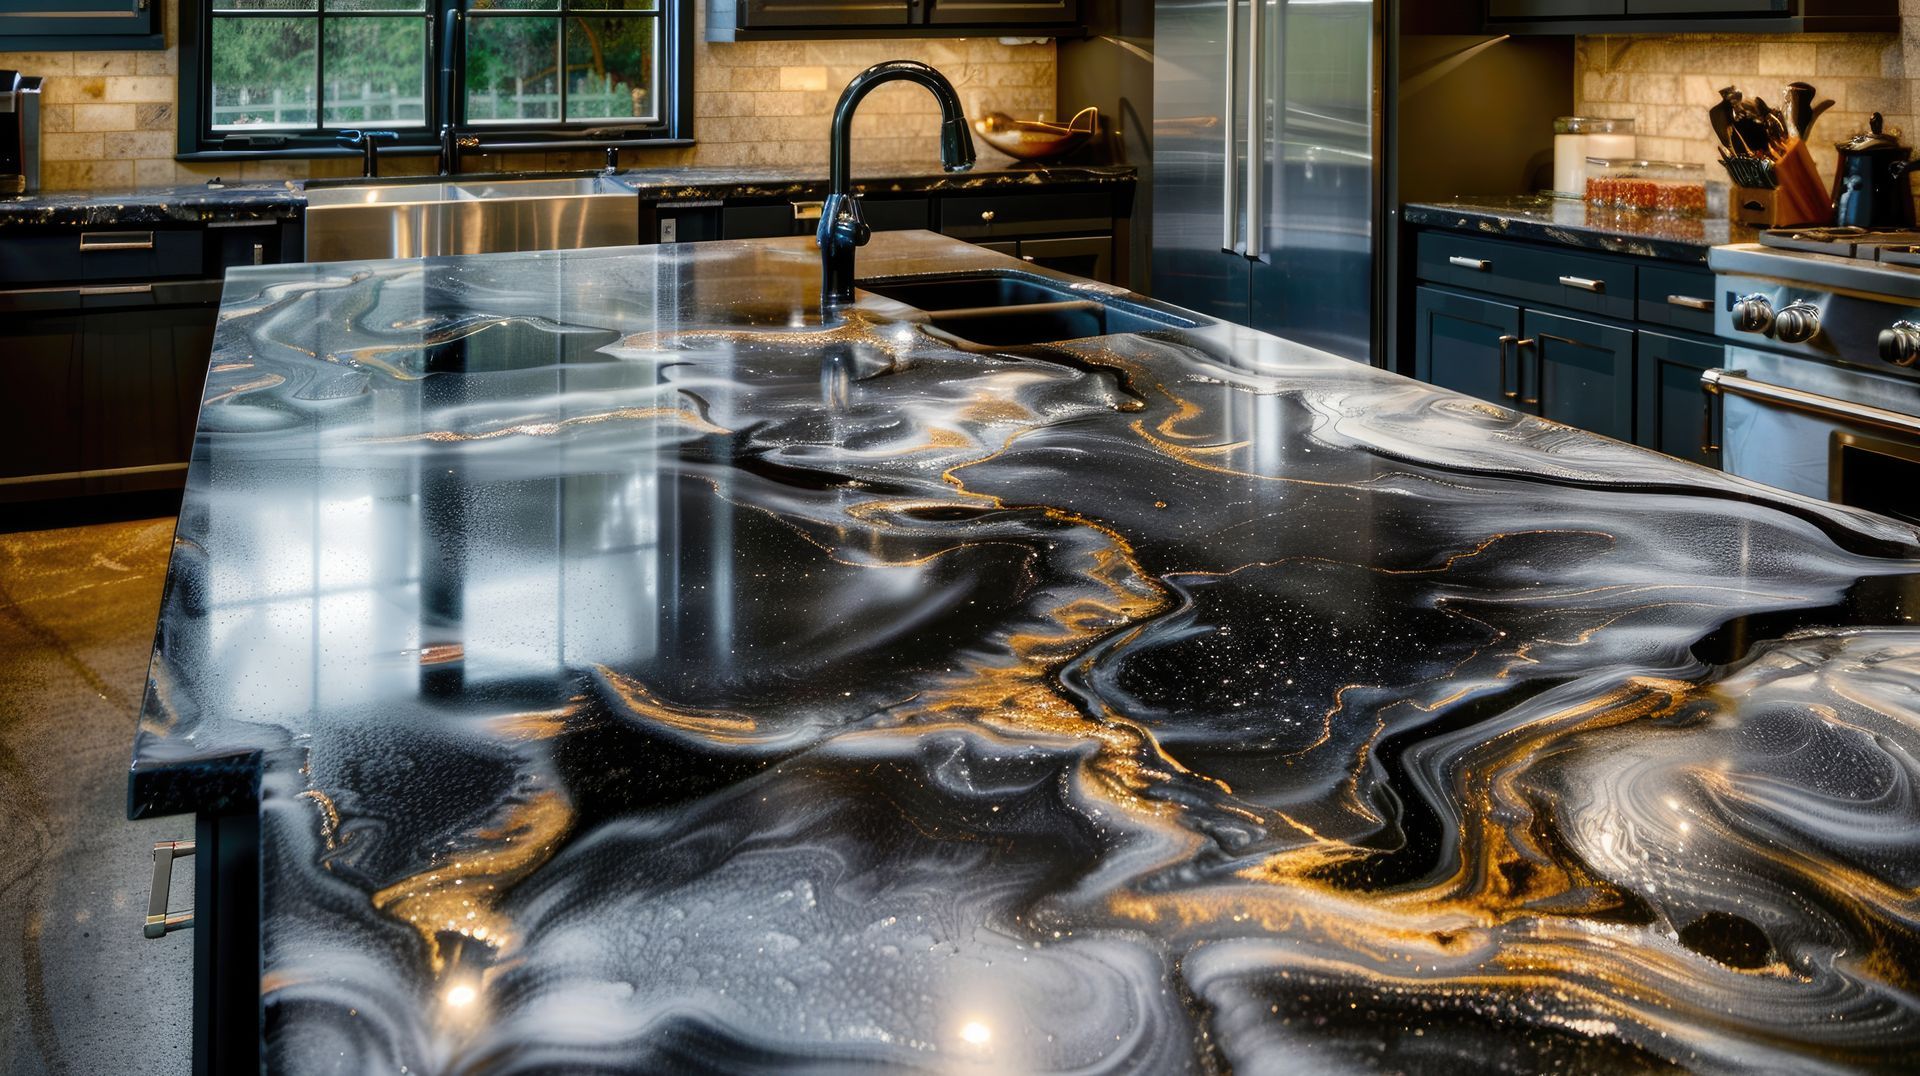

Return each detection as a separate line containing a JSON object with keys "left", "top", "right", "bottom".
{"left": 1667, "top": 294, "right": 1712, "bottom": 311}
{"left": 791, "top": 200, "right": 823, "bottom": 222}
{"left": 78, "top": 283, "right": 153, "bottom": 297}
{"left": 980, "top": 210, "right": 996, "bottom": 223}
{"left": 1448, "top": 255, "right": 1489, "bottom": 271}
{"left": 80, "top": 231, "right": 155, "bottom": 252}
{"left": 145, "top": 839, "right": 196, "bottom": 939}
{"left": 1559, "top": 275, "right": 1604, "bottom": 292}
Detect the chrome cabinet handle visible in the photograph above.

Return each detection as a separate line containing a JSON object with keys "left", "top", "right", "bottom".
{"left": 1221, "top": 0, "right": 1237, "bottom": 253}
{"left": 78, "top": 283, "right": 152, "bottom": 297}
{"left": 1448, "top": 255, "right": 1489, "bottom": 271}
{"left": 1667, "top": 294, "right": 1712, "bottom": 311}
{"left": 1559, "top": 275, "right": 1604, "bottom": 292}
{"left": 80, "top": 231, "right": 154, "bottom": 252}
{"left": 1497, "top": 334, "right": 1519, "bottom": 400}
{"left": 791, "top": 201, "right": 823, "bottom": 222}
{"left": 145, "top": 839, "right": 196, "bottom": 939}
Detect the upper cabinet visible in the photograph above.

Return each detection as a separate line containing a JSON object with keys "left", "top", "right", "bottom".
{"left": 707, "top": 0, "right": 1082, "bottom": 40}
{"left": 1486, "top": 0, "right": 1898, "bottom": 33}
{"left": 0, "top": 0, "right": 163, "bottom": 50}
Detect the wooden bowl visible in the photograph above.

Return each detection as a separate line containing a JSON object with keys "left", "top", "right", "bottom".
{"left": 972, "top": 106, "right": 1099, "bottom": 162}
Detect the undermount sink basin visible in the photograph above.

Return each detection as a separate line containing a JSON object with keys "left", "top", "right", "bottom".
{"left": 303, "top": 172, "right": 637, "bottom": 263}
{"left": 861, "top": 271, "right": 1197, "bottom": 348}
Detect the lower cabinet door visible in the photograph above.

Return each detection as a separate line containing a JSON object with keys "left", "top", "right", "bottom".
{"left": 1413, "top": 285, "right": 1522, "bottom": 406}
{"left": 78, "top": 286, "right": 221, "bottom": 493}
{"left": 1523, "top": 307, "right": 1636, "bottom": 441}
{"left": 0, "top": 307, "right": 86, "bottom": 486}
{"left": 1636, "top": 329, "right": 1724, "bottom": 467}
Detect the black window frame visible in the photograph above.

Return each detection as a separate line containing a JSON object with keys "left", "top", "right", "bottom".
{"left": 177, "top": 0, "right": 693, "bottom": 160}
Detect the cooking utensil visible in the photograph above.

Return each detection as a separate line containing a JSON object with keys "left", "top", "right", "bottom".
{"left": 1709, "top": 86, "right": 1739, "bottom": 149}
{"left": 971, "top": 106, "right": 1098, "bottom": 162}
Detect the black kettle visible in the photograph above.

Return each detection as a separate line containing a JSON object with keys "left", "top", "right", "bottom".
{"left": 1833, "top": 112, "right": 1914, "bottom": 229}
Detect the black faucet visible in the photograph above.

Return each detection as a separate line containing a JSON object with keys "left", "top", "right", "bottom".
{"left": 337, "top": 129, "right": 398, "bottom": 178}
{"left": 439, "top": 123, "right": 478, "bottom": 177}
{"left": 435, "top": 3, "right": 478, "bottom": 175}
{"left": 818, "top": 61, "right": 975, "bottom": 308}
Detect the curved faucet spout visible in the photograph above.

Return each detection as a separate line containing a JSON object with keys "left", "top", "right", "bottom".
{"left": 819, "top": 61, "right": 976, "bottom": 308}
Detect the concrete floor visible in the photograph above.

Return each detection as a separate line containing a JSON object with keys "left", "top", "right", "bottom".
{"left": 0, "top": 517, "right": 192, "bottom": 1075}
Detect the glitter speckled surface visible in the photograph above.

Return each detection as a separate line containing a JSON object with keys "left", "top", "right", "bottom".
{"left": 133, "top": 231, "right": 1920, "bottom": 1073}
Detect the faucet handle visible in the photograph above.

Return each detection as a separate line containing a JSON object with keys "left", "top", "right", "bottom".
{"left": 821, "top": 193, "right": 871, "bottom": 249}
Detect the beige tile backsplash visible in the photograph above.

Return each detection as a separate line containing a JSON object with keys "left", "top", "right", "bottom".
{"left": 0, "top": 6, "right": 1055, "bottom": 190}
{"left": 1574, "top": 18, "right": 1920, "bottom": 195}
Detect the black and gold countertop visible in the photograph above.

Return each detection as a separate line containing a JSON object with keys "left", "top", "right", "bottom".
{"left": 1405, "top": 195, "right": 1759, "bottom": 263}
{"left": 129, "top": 231, "right": 1920, "bottom": 1072}
{"left": 0, "top": 164, "right": 1132, "bottom": 229}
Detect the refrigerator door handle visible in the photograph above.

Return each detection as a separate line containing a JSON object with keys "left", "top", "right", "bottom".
{"left": 1221, "top": 0, "right": 1239, "bottom": 253}
{"left": 1243, "top": 0, "right": 1263, "bottom": 259}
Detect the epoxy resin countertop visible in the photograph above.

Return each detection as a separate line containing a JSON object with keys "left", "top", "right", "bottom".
{"left": 132, "top": 231, "right": 1920, "bottom": 1073}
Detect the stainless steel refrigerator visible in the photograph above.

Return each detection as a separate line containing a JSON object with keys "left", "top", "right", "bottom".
{"left": 1152, "top": 0, "right": 1379, "bottom": 362}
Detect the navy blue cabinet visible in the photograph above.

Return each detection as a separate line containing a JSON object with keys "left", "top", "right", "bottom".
{"left": 1, "top": 219, "right": 298, "bottom": 505}
{"left": 1636, "top": 329, "right": 1725, "bottom": 467}
{"left": 0, "top": 0, "right": 164, "bottom": 50}
{"left": 1527, "top": 308, "right": 1636, "bottom": 441}
{"left": 709, "top": 0, "right": 1081, "bottom": 39}
{"left": 1486, "top": 0, "right": 1896, "bottom": 32}
{"left": 1410, "top": 227, "right": 1722, "bottom": 463}
{"left": 1413, "top": 286, "right": 1521, "bottom": 407}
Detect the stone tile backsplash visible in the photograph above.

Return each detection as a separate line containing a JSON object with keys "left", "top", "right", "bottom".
{"left": 1574, "top": 25, "right": 1920, "bottom": 194}
{"left": 0, "top": 7, "right": 1055, "bottom": 190}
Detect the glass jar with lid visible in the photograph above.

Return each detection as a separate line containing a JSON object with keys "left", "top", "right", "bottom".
{"left": 1552, "top": 117, "right": 1635, "bottom": 198}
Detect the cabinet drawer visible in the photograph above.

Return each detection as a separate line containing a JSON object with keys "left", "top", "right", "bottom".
{"left": 1415, "top": 232, "right": 1634, "bottom": 320}
{"left": 1635, "top": 265, "right": 1718, "bottom": 334}
{"left": 940, "top": 191, "right": 1113, "bottom": 239}
{"left": 0, "top": 228, "right": 204, "bottom": 285}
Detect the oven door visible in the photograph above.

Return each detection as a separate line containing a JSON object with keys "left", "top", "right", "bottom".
{"left": 1705, "top": 358, "right": 1920, "bottom": 524}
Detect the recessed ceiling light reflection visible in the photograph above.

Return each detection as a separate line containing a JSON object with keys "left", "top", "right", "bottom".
{"left": 958, "top": 1020, "right": 992, "bottom": 1047}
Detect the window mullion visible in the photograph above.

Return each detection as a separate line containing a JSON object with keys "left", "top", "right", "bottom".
{"left": 314, "top": 3, "right": 326, "bottom": 133}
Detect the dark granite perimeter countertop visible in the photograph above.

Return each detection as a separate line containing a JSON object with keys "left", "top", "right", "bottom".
{"left": 610, "top": 162, "right": 1134, "bottom": 201}
{"left": 1405, "top": 195, "right": 1758, "bottom": 263}
{"left": 0, "top": 179, "right": 306, "bottom": 228}
{"left": 131, "top": 231, "right": 1920, "bottom": 1073}
{"left": 0, "top": 164, "right": 1132, "bottom": 230}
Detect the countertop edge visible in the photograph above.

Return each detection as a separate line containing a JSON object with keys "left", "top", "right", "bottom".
{"left": 1403, "top": 199, "right": 1742, "bottom": 265}
{"left": 0, "top": 164, "right": 1138, "bottom": 230}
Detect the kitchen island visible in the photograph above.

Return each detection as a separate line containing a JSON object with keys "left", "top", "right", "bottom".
{"left": 132, "top": 231, "right": 1920, "bottom": 1073}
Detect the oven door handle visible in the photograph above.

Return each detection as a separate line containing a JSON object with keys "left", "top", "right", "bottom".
{"left": 1702, "top": 367, "right": 1920, "bottom": 439}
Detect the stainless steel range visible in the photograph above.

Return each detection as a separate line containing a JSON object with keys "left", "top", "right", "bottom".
{"left": 1707, "top": 227, "right": 1920, "bottom": 523}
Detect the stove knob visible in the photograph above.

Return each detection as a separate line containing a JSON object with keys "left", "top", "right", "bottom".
{"left": 1772, "top": 302, "right": 1821, "bottom": 344}
{"left": 1731, "top": 294, "right": 1775, "bottom": 335}
{"left": 1879, "top": 321, "right": 1920, "bottom": 367}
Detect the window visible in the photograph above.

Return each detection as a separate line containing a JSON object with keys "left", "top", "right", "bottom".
{"left": 179, "top": 0, "right": 690, "bottom": 157}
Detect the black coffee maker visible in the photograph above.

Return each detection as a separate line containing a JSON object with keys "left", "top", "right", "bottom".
{"left": 1832, "top": 112, "right": 1914, "bottom": 230}
{"left": 0, "top": 70, "right": 43, "bottom": 195}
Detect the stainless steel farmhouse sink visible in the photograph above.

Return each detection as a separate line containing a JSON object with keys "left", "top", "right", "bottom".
{"left": 302, "top": 174, "right": 638, "bottom": 263}
{"left": 860, "top": 271, "right": 1197, "bottom": 348}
